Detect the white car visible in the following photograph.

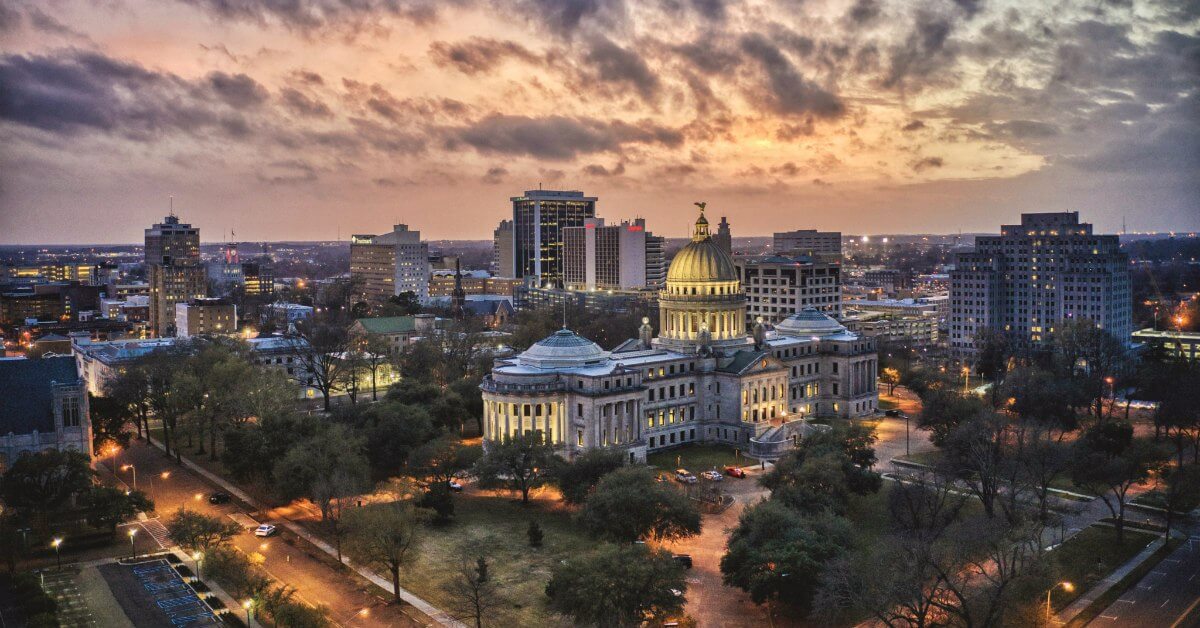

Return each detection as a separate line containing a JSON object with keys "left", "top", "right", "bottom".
{"left": 448, "top": 480, "right": 464, "bottom": 492}
{"left": 254, "top": 524, "right": 278, "bottom": 538}
{"left": 700, "top": 470, "right": 723, "bottom": 482}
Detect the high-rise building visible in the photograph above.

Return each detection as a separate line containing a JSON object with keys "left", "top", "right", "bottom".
{"left": 512, "top": 189, "right": 597, "bottom": 287}
{"left": 492, "top": 220, "right": 515, "bottom": 278}
{"left": 949, "top": 212, "right": 1131, "bottom": 353}
{"left": 563, "top": 218, "right": 662, "bottom": 292}
{"left": 145, "top": 215, "right": 206, "bottom": 337}
{"left": 773, "top": 230, "right": 842, "bottom": 260}
{"left": 350, "top": 224, "right": 431, "bottom": 304}
{"left": 715, "top": 216, "right": 732, "bottom": 255}
{"left": 207, "top": 242, "right": 243, "bottom": 291}
{"left": 645, "top": 234, "right": 666, "bottom": 289}
{"left": 736, "top": 254, "right": 842, "bottom": 325}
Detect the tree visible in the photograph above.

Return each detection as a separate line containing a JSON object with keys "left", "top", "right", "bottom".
{"left": 759, "top": 424, "right": 881, "bottom": 514}
{"left": 474, "top": 431, "right": 562, "bottom": 505}
{"left": 442, "top": 543, "right": 505, "bottom": 628}
{"left": 88, "top": 394, "right": 134, "bottom": 453}
{"left": 1071, "top": 430, "right": 1166, "bottom": 542}
{"left": 556, "top": 448, "right": 626, "bottom": 505}
{"left": 0, "top": 450, "right": 94, "bottom": 518}
{"left": 880, "top": 367, "right": 901, "bottom": 396}
{"left": 721, "top": 501, "right": 852, "bottom": 615}
{"left": 310, "top": 468, "right": 366, "bottom": 562}
{"left": 917, "top": 385, "right": 989, "bottom": 448}
{"left": 579, "top": 467, "right": 701, "bottom": 543}
{"left": 358, "top": 335, "right": 392, "bottom": 401}
{"left": 940, "top": 411, "right": 1010, "bottom": 521}
{"left": 412, "top": 435, "right": 480, "bottom": 483}
{"left": 1158, "top": 464, "right": 1200, "bottom": 541}
{"left": 272, "top": 423, "right": 370, "bottom": 503}
{"left": 357, "top": 401, "right": 436, "bottom": 477}
{"left": 102, "top": 362, "right": 151, "bottom": 441}
{"left": 419, "top": 482, "right": 456, "bottom": 525}
{"left": 81, "top": 487, "right": 153, "bottom": 535}
{"left": 546, "top": 544, "right": 686, "bottom": 627}
{"left": 1000, "top": 366, "right": 1083, "bottom": 433}
{"left": 166, "top": 508, "right": 243, "bottom": 554}
{"left": 972, "top": 326, "right": 1012, "bottom": 385}
{"left": 1051, "top": 319, "right": 1128, "bottom": 420}
{"left": 288, "top": 321, "right": 353, "bottom": 411}
{"left": 343, "top": 502, "right": 429, "bottom": 602}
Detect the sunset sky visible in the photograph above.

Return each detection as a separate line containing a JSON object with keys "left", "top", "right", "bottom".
{"left": 0, "top": 0, "right": 1196, "bottom": 244}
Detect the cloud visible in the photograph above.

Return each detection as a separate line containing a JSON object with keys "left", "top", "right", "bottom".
{"left": 910, "top": 156, "right": 945, "bottom": 171}
{"left": 482, "top": 166, "right": 508, "bottom": 183}
{"left": 428, "top": 38, "right": 539, "bottom": 75}
{"left": 584, "top": 36, "right": 660, "bottom": 101}
{"left": 510, "top": 0, "right": 626, "bottom": 35}
{"left": 883, "top": 9, "right": 957, "bottom": 90}
{"left": 279, "top": 87, "right": 333, "bottom": 118}
{"left": 739, "top": 33, "right": 845, "bottom": 118}
{"left": 583, "top": 162, "right": 626, "bottom": 176}
{"left": 985, "top": 119, "right": 1058, "bottom": 139}
{"left": 0, "top": 50, "right": 243, "bottom": 139}
{"left": 770, "top": 162, "right": 802, "bottom": 177}
{"left": 175, "top": 0, "right": 442, "bottom": 31}
{"left": 445, "top": 114, "right": 683, "bottom": 160}
{"left": 845, "top": 0, "right": 881, "bottom": 25}
{"left": 902, "top": 119, "right": 926, "bottom": 131}
{"left": 207, "top": 71, "right": 269, "bottom": 108}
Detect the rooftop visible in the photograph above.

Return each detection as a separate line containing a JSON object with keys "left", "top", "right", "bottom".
{"left": 0, "top": 356, "right": 79, "bottom": 435}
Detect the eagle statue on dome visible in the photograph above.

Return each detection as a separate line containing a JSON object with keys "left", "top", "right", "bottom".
{"left": 693, "top": 201, "right": 707, "bottom": 212}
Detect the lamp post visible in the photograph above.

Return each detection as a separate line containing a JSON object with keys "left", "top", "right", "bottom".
{"left": 128, "top": 529, "right": 137, "bottom": 559}
{"left": 51, "top": 538, "right": 62, "bottom": 571}
{"left": 193, "top": 551, "right": 203, "bottom": 579}
{"left": 244, "top": 599, "right": 253, "bottom": 625}
{"left": 121, "top": 464, "right": 137, "bottom": 491}
{"left": 904, "top": 413, "right": 910, "bottom": 457}
{"left": 1045, "top": 581, "right": 1074, "bottom": 622}
{"left": 961, "top": 366, "right": 970, "bottom": 393}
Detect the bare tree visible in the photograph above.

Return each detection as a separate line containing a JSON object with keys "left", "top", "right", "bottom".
{"left": 288, "top": 321, "right": 352, "bottom": 411}
{"left": 442, "top": 540, "right": 505, "bottom": 628}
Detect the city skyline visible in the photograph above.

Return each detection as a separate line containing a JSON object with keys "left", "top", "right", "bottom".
{"left": 1, "top": 0, "right": 1197, "bottom": 244}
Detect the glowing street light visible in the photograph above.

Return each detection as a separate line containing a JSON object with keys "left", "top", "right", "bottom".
{"left": 192, "top": 551, "right": 203, "bottom": 579}
{"left": 128, "top": 528, "right": 138, "bottom": 559}
{"left": 243, "top": 599, "right": 254, "bottom": 625}
{"left": 1045, "top": 581, "right": 1074, "bottom": 622}
{"left": 51, "top": 538, "right": 62, "bottom": 570}
{"left": 121, "top": 464, "right": 137, "bottom": 491}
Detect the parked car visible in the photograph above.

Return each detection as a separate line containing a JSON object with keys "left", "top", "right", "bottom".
{"left": 448, "top": 480, "right": 464, "bottom": 492}
{"left": 254, "top": 524, "right": 277, "bottom": 538}
{"left": 208, "top": 492, "right": 231, "bottom": 504}
{"left": 700, "top": 470, "right": 723, "bottom": 482}
{"left": 672, "top": 554, "right": 693, "bottom": 569}
{"left": 723, "top": 466, "right": 746, "bottom": 478}
{"left": 674, "top": 469, "right": 698, "bottom": 484}
{"left": 885, "top": 409, "right": 908, "bottom": 418}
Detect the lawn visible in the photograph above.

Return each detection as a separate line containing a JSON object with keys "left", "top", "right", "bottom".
{"left": 647, "top": 443, "right": 750, "bottom": 474}
{"left": 396, "top": 492, "right": 594, "bottom": 627}
{"left": 1048, "top": 525, "right": 1158, "bottom": 611}
{"left": 894, "top": 449, "right": 944, "bottom": 468}
{"left": 877, "top": 398, "right": 899, "bottom": 410}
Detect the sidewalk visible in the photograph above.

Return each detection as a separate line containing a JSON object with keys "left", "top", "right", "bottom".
{"left": 146, "top": 435, "right": 464, "bottom": 628}
{"left": 1054, "top": 535, "right": 1168, "bottom": 624}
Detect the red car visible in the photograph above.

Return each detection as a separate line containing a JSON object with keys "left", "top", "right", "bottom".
{"left": 724, "top": 466, "right": 746, "bottom": 478}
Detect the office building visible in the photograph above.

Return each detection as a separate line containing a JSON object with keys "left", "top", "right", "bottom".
{"left": 841, "top": 310, "right": 939, "bottom": 348}
{"left": 563, "top": 218, "right": 661, "bottom": 291}
{"left": 175, "top": 298, "right": 238, "bottom": 338}
{"left": 350, "top": 224, "right": 431, "bottom": 304}
{"left": 428, "top": 271, "right": 522, "bottom": 298}
{"left": 950, "top": 212, "right": 1131, "bottom": 353}
{"left": 773, "top": 230, "right": 842, "bottom": 260}
{"left": 646, "top": 234, "right": 667, "bottom": 289}
{"left": 207, "top": 242, "right": 243, "bottom": 290}
{"left": 736, "top": 255, "right": 842, "bottom": 325}
{"left": 492, "top": 220, "right": 515, "bottom": 277}
{"left": 480, "top": 209, "right": 878, "bottom": 464}
{"left": 512, "top": 189, "right": 597, "bottom": 287}
{"left": 145, "top": 215, "right": 207, "bottom": 337}
{"left": 1131, "top": 329, "right": 1199, "bottom": 363}
{"left": 715, "top": 217, "right": 732, "bottom": 255}
{"left": 0, "top": 356, "right": 93, "bottom": 465}
{"left": 846, "top": 296, "right": 949, "bottom": 320}
{"left": 242, "top": 259, "right": 275, "bottom": 296}
{"left": 3, "top": 263, "right": 98, "bottom": 285}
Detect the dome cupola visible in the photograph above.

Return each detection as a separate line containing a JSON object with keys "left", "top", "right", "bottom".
{"left": 774, "top": 307, "right": 847, "bottom": 338}
{"left": 518, "top": 328, "right": 608, "bottom": 369}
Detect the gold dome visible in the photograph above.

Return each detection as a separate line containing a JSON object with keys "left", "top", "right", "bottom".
{"left": 666, "top": 210, "right": 737, "bottom": 283}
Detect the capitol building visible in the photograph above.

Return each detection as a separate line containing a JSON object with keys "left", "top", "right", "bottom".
{"left": 480, "top": 209, "right": 879, "bottom": 462}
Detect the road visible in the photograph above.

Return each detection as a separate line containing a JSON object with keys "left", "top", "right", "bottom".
{"left": 1088, "top": 529, "right": 1200, "bottom": 628}
{"left": 105, "top": 439, "right": 422, "bottom": 628}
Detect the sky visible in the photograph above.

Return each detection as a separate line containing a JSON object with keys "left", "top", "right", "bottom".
{"left": 0, "top": 0, "right": 1197, "bottom": 244}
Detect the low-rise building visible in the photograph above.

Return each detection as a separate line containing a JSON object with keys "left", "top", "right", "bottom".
{"left": 0, "top": 356, "right": 93, "bottom": 468}
{"left": 261, "top": 302, "right": 314, "bottom": 329}
{"left": 1132, "top": 328, "right": 1199, "bottom": 362}
{"left": 175, "top": 298, "right": 238, "bottom": 338}
{"left": 350, "top": 314, "right": 439, "bottom": 356}
{"left": 840, "top": 310, "right": 939, "bottom": 347}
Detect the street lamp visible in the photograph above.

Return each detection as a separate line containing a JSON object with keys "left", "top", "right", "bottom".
{"left": 121, "top": 464, "right": 137, "bottom": 491}
{"left": 51, "top": 538, "right": 62, "bottom": 571}
{"left": 243, "top": 599, "right": 254, "bottom": 625}
{"left": 193, "top": 552, "right": 203, "bottom": 579}
{"left": 961, "top": 366, "right": 970, "bottom": 393}
{"left": 128, "top": 529, "right": 137, "bottom": 559}
{"left": 1045, "top": 581, "right": 1074, "bottom": 622}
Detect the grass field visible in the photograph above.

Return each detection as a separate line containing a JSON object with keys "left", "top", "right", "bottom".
{"left": 1048, "top": 525, "right": 1158, "bottom": 611}
{"left": 647, "top": 444, "right": 750, "bottom": 473}
{"left": 396, "top": 493, "right": 592, "bottom": 626}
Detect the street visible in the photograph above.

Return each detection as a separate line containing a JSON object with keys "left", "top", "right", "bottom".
{"left": 1088, "top": 530, "right": 1200, "bottom": 628}
{"left": 105, "top": 439, "right": 423, "bottom": 628}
